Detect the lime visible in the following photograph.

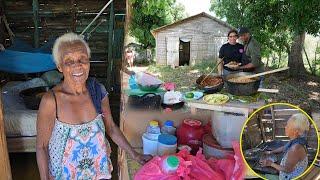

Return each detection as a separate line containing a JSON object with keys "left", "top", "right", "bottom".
{"left": 185, "top": 92, "right": 194, "bottom": 99}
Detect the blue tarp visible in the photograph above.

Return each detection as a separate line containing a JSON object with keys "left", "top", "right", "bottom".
{"left": 0, "top": 50, "right": 56, "bottom": 74}
{"left": 0, "top": 38, "right": 57, "bottom": 74}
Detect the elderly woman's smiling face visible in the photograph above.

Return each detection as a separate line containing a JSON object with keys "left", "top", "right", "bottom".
{"left": 58, "top": 41, "right": 90, "bottom": 85}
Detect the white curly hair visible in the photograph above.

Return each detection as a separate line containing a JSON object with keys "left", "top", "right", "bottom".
{"left": 52, "top": 32, "right": 91, "bottom": 65}
{"left": 288, "top": 113, "right": 310, "bottom": 135}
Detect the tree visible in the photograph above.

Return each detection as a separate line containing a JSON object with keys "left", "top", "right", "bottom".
{"left": 210, "top": 0, "right": 320, "bottom": 76}
{"left": 129, "top": 0, "right": 186, "bottom": 49}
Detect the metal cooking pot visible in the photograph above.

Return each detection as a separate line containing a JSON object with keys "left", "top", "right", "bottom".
{"left": 225, "top": 72, "right": 260, "bottom": 96}
{"left": 19, "top": 86, "right": 51, "bottom": 110}
{"left": 196, "top": 74, "right": 224, "bottom": 94}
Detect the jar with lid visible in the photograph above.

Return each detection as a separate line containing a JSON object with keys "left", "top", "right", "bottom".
{"left": 162, "top": 155, "right": 180, "bottom": 174}
{"left": 161, "top": 120, "right": 176, "bottom": 135}
{"left": 146, "top": 120, "right": 161, "bottom": 134}
{"left": 157, "top": 134, "right": 177, "bottom": 156}
{"left": 176, "top": 119, "right": 205, "bottom": 155}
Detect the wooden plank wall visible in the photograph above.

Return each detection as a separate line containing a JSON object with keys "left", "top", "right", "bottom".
{"left": 3, "top": 0, "right": 125, "bottom": 78}
{"left": 0, "top": 92, "right": 12, "bottom": 180}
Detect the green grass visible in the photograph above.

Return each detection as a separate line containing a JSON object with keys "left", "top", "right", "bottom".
{"left": 146, "top": 61, "right": 216, "bottom": 91}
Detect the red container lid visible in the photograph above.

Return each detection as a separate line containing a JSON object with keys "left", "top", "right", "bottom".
{"left": 183, "top": 119, "right": 202, "bottom": 127}
{"left": 202, "top": 134, "right": 233, "bottom": 151}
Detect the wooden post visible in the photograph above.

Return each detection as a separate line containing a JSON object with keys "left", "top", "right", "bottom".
{"left": 106, "top": 2, "right": 114, "bottom": 91}
{"left": 271, "top": 105, "right": 276, "bottom": 139}
{"left": 32, "top": 0, "right": 40, "bottom": 48}
{"left": 258, "top": 111, "right": 266, "bottom": 142}
{"left": 0, "top": 92, "right": 12, "bottom": 179}
{"left": 71, "top": 0, "right": 76, "bottom": 32}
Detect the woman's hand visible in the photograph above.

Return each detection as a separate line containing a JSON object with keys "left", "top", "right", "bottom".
{"left": 263, "top": 151, "right": 273, "bottom": 155}
{"left": 133, "top": 152, "right": 153, "bottom": 165}
{"left": 259, "top": 159, "right": 273, "bottom": 167}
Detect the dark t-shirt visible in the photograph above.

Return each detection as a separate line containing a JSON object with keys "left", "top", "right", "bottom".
{"left": 218, "top": 43, "right": 244, "bottom": 71}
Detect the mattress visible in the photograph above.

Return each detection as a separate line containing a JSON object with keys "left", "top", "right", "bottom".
{"left": 1, "top": 81, "right": 42, "bottom": 137}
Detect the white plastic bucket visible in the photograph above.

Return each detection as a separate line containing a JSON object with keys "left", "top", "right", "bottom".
{"left": 157, "top": 142, "right": 177, "bottom": 156}
{"left": 211, "top": 111, "right": 246, "bottom": 148}
{"left": 142, "top": 133, "right": 158, "bottom": 156}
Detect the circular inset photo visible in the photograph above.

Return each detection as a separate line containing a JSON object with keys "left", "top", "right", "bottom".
{"left": 240, "top": 103, "right": 319, "bottom": 180}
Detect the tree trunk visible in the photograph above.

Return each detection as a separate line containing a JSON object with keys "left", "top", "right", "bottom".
{"left": 288, "top": 32, "right": 307, "bottom": 76}
{"left": 278, "top": 52, "right": 282, "bottom": 68}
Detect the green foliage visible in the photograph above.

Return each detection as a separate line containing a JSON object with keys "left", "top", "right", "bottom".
{"left": 129, "top": 0, "right": 186, "bottom": 48}
{"left": 210, "top": 0, "right": 320, "bottom": 58}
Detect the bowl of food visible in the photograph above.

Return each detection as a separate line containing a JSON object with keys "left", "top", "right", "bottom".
{"left": 225, "top": 72, "right": 260, "bottom": 96}
{"left": 137, "top": 83, "right": 162, "bottom": 91}
{"left": 203, "top": 94, "right": 229, "bottom": 105}
{"left": 224, "top": 61, "right": 241, "bottom": 69}
{"left": 19, "top": 86, "right": 51, "bottom": 110}
{"left": 184, "top": 91, "right": 204, "bottom": 100}
{"left": 196, "top": 74, "right": 224, "bottom": 94}
{"left": 135, "top": 72, "right": 163, "bottom": 91}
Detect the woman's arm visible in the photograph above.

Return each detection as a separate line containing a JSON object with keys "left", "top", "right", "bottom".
{"left": 36, "top": 92, "right": 56, "bottom": 180}
{"left": 217, "top": 58, "right": 224, "bottom": 75}
{"left": 265, "top": 145, "right": 285, "bottom": 154}
{"left": 262, "top": 144, "right": 306, "bottom": 173}
{"left": 101, "top": 96, "right": 152, "bottom": 164}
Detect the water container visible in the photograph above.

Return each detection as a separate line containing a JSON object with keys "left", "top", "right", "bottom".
{"left": 147, "top": 120, "right": 161, "bottom": 134}
{"left": 211, "top": 111, "right": 246, "bottom": 148}
{"left": 161, "top": 120, "right": 176, "bottom": 135}
{"left": 162, "top": 155, "right": 180, "bottom": 174}
{"left": 142, "top": 133, "right": 158, "bottom": 156}
{"left": 157, "top": 134, "right": 177, "bottom": 156}
{"left": 129, "top": 75, "right": 138, "bottom": 89}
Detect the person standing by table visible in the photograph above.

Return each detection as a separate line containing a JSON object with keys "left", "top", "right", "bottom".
{"left": 36, "top": 33, "right": 151, "bottom": 179}
{"left": 217, "top": 29, "right": 244, "bottom": 76}
{"left": 232, "top": 27, "right": 264, "bottom": 73}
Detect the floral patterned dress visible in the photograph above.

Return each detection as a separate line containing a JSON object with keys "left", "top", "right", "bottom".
{"left": 48, "top": 114, "right": 113, "bottom": 180}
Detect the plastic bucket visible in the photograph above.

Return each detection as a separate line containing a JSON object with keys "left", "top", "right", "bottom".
{"left": 203, "top": 134, "right": 234, "bottom": 159}
{"left": 142, "top": 133, "right": 158, "bottom": 156}
{"left": 211, "top": 111, "right": 246, "bottom": 148}
{"left": 157, "top": 134, "right": 177, "bottom": 156}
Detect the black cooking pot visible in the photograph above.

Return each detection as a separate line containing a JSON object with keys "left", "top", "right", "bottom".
{"left": 19, "top": 86, "right": 51, "bottom": 110}
{"left": 196, "top": 74, "right": 224, "bottom": 94}
{"left": 225, "top": 72, "right": 260, "bottom": 96}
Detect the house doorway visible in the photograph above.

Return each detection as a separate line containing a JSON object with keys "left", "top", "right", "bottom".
{"left": 179, "top": 40, "right": 190, "bottom": 66}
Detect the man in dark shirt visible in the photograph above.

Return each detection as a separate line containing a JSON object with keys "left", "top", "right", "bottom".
{"left": 232, "top": 27, "right": 264, "bottom": 73}
{"left": 218, "top": 30, "right": 244, "bottom": 75}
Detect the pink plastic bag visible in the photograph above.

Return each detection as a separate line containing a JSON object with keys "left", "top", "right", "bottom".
{"left": 207, "top": 141, "right": 246, "bottom": 180}
{"left": 163, "top": 82, "right": 176, "bottom": 91}
{"left": 134, "top": 142, "right": 245, "bottom": 180}
{"left": 134, "top": 155, "right": 191, "bottom": 180}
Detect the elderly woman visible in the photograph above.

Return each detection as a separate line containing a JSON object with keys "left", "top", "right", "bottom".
{"left": 36, "top": 33, "right": 152, "bottom": 179}
{"left": 260, "top": 113, "right": 310, "bottom": 180}
{"left": 217, "top": 29, "right": 244, "bottom": 76}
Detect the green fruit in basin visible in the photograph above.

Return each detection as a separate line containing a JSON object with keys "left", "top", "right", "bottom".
{"left": 185, "top": 92, "right": 194, "bottom": 98}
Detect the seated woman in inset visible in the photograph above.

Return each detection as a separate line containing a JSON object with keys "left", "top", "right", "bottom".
{"left": 260, "top": 113, "right": 310, "bottom": 180}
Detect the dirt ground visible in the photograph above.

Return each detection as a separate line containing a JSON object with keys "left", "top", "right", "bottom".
{"left": 264, "top": 72, "right": 320, "bottom": 113}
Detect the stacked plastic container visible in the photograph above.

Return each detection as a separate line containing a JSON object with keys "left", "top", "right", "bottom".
{"left": 142, "top": 120, "right": 161, "bottom": 155}
{"left": 142, "top": 120, "right": 178, "bottom": 156}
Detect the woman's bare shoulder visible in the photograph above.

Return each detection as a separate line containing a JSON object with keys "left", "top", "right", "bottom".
{"left": 38, "top": 88, "right": 58, "bottom": 115}
{"left": 289, "top": 144, "right": 307, "bottom": 158}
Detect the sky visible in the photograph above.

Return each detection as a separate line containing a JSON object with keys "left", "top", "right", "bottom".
{"left": 176, "top": 0, "right": 214, "bottom": 16}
